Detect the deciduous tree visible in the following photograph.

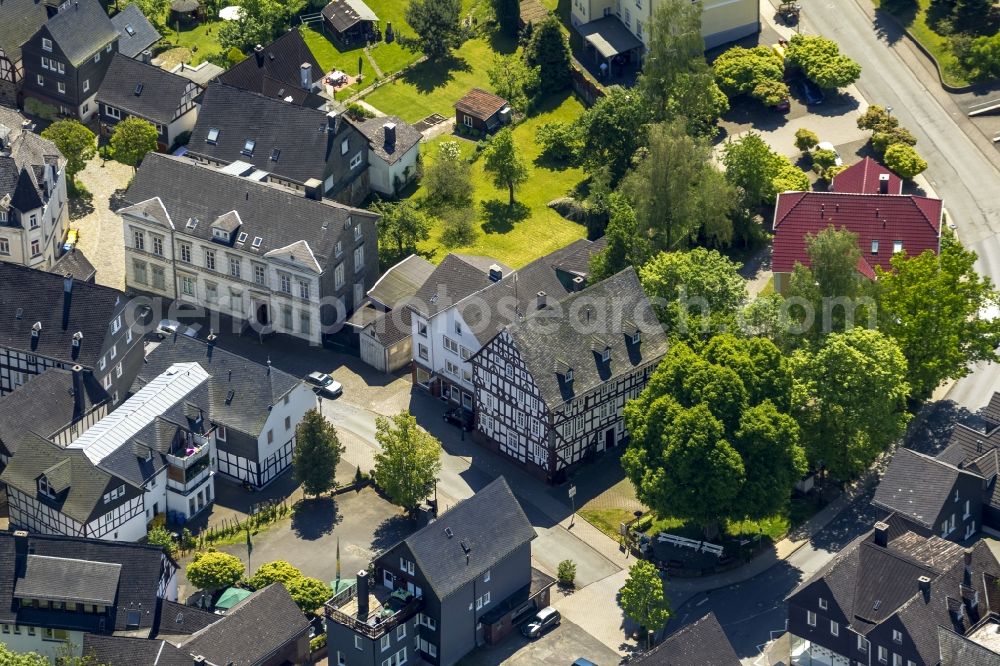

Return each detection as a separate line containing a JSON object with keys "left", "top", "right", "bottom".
{"left": 217, "top": 0, "right": 288, "bottom": 52}
{"left": 110, "top": 116, "right": 158, "bottom": 170}
{"left": 424, "top": 141, "right": 473, "bottom": 208}
{"left": 292, "top": 409, "right": 344, "bottom": 497}
{"left": 186, "top": 551, "right": 245, "bottom": 591}
{"left": 771, "top": 161, "right": 811, "bottom": 195}
{"left": 372, "top": 200, "right": 431, "bottom": 266}
{"left": 794, "top": 128, "right": 820, "bottom": 153}
{"left": 404, "top": 0, "right": 463, "bottom": 60}
{"left": 883, "top": 143, "right": 928, "bottom": 179}
{"left": 525, "top": 17, "right": 572, "bottom": 94}
{"left": 534, "top": 121, "right": 580, "bottom": 164}
{"left": 588, "top": 194, "right": 649, "bottom": 282}
{"left": 287, "top": 576, "right": 332, "bottom": 613}
{"left": 722, "top": 132, "right": 785, "bottom": 208}
{"left": 247, "top": 560, "right": 302, "bottom": 589}
{"left": 733, "top": 402, "right": 806, "bottom": 518}
{"left": 713, "top": 46, "right": 788, "bottom": 105}
{"left": 619, "top": 561, "right": 672, "bottom": 647}
{"left": 41, "top": 120, "right": 95, "bottom": 181}
{"left": 876, "top": 235, "right": 1000, "bottom": 401}
{"left": 127, "top": 0, "right": 169, "bottom": 29}
{"left": 487, "top": 54, "right": 539, "bottom": 112}
{"left": 483, "top": 127, "right": 528, "bottom": 206}
{"left": 871, "top": 126, "right": 917, "bottom": 155}
{"left": 786, "top": 34, "right": 861, "bottom": 89}
{"left": 574, "top": 87, "right": 650, "bottom": 185}
{"left": 373, "top": 411, "right": 442, "bottom": 512}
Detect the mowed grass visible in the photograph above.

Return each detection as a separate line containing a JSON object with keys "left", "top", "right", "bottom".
{"left": 412, "top": 91, "right": 588, "bottom": 267}
{"left": 160, "top": 18, "right": 225, "bottom": 65}
{"left": 873, "top": 0, "right": 969, "bottom": 87}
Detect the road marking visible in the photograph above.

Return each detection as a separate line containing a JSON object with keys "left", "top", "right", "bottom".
{"left": 969, "top": 98, "right": 1000, "bottom": 110}
{"left": 696, "top": 597, "right": 708, "bottom": 606}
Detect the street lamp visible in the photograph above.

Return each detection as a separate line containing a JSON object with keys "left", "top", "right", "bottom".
{"left": 886, "top": 105, "right": 893, "bottom": 118}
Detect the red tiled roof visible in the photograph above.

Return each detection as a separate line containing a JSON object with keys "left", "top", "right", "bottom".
{"left": 454, "top": 88, "right": 509, "bottom": 120}
{"left": 831, "top": 157, "right": 903, "bottom": 195}
{"left": 772, "top": 191, "right": 942, "bottom": 274}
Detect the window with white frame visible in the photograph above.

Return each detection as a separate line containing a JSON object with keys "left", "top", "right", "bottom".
{"left": 205, "top": 249, "right": 216, "bottom": 271}
{"left": 57, "top": 81, "right": 65, "bottom": 94}
{"left": 484, "top": 570, "right": 491, "bottom": 582}
{"left": 37, "top": 74, "right": 44, "bottom": 86}
{"left": 892, "top": 629, "right": 902, "bottom": 644}
{"left": 335, "top": 263, "right": 345, "bottom": 289}
{"left": 858, "top": 634, "right": 868, "bottom": 652}
{"left": 830, "top": 620, "right": 838, "bottom": 636}
{"left": 181, "top": 275, "right": 195, "bottom": 296}
{"left": 806, "top": 610, "right": 816, "bottom": 627}
{"left": 380, "top": 635, "right": 390, "bottom": 652}
{"left": 878, "top": 646, "right": 888, "bottom": 663}
{"left": 133, "top": 259, "right": 147, "bottom": 284}
{"left": 299, "top": 281, "right": 310, "bottom": 299}
{"left": 444, "top": 337, "right": 459, "bottom": 353}
{"left": 152, "top": 266, "right": 165, "bottom": 290}
{"left": 354, "top": 224, "right": 362, "bottom": 241}
{"left": 82, "top": 79, "right": 89, "bottom": 92}
{"left": 30, "top": 239, "right": 40, "bottom": 257}
{"left": 229, "top": 257, "right": 241, "bottom": 279}
{"left": 42, "top": 38, "right": 52, "bottom": 51}
{"left": 341, "top": 138, "right": 349, "bottom": 155}
{"left": 354, "top": 635, "right": 363, "bottom": 650}
{"left": 106, "top": 105, "right": 121, "bottom": 120}
{"left": 132, "top": 228, "right": 145, "bottom": 251}
{"left": 418, "top": 344, "right": 429, "bottom": 361}
{"left": 0, "top": 238, "right": 9, "bottom": 255}
{"left": 354, "top": 245, "right": 364, "bottom": 271}
{"left": 399, "top": 557, "right": 415, "bottom": 575}
{"left": 818, "top": 597, "right": 827, "bottom": 610}
{"left": 397, "top": 624, "right": 406, "bottom": 640}
{"left": 152, "top": 235, "right": 163, "bottom": 256}
{"left": 280, "top": 274, "right": 291, "bottom": 294}
{"left": 180, "top": 242, "right": 191, "bottom": 263}
{"left": 253, "top": 263, "right": 266, "bottom": 286}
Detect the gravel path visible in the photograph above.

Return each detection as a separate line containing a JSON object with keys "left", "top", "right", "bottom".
{"left": 72, "top": 158, "right": 134, "bottom": 290}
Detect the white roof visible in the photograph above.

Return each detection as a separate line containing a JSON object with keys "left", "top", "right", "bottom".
{"left": 67, "top": 362, "right": 210, "bottom": 464}
{"left": 345, "top": 0, "right": 378, "bottom": 22}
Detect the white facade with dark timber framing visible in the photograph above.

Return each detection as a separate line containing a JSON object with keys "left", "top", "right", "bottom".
{"left": 470, "top": 268, "right": 667, "bottom": 482}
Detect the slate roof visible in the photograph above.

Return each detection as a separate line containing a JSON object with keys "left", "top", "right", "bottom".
{"left": 95, "top": 54, "right": 192, "bottom": 125}
{"left": 83, "top": 635, "right": 193, "bottom": 666}
{"left": 771, "top": 191, "right": 942, "bottom": 275}
{"left": 368, "top": 254, "right": 435, "bottom": 309}
{"left": 43, "top": 0, "right": 119, "bottom": 67}
{"left": 830, "top": 156, "right": 903, "bottom": 195}
{"left": 938, "top": 423, "right": 1000, "bottom": 467}
{"left": 111, "top": 4, "right": 161, "bottom": 59}
{"left": 153, "top": 599, "right": 221, "bottom": 638}
{"left": 135, "top": 335, "right": 303, "bottom": 438}
{"left": 183, "top": 583, "right": 309, "bottom": 666}
{"left": 631, "top": 612, "right": 740, "bottom": 665}
{"left": 122, "top": 152, "right": 375, "bottom": 262}
{"left": 1, "top": 107, "right": 63, "bottom": 214}
{"left": 0, "top": 531, "right": 174, "bottom": 632}
{"left": 0, "top": 0, "right": 52, "bottom": 64}
{"left": 15, "top": 554, "right": 121, "bottom": 605}
{"left": 409, "top": 254, "right": 509, "bottom": 318}
{"left": 392, "top": 477, "right": 534, "bottom": 600}
{"left": 454, "top": 88, "right": 508, "bottom": 121}
{"left": 787, "top": 526, "right": 1000, "bottom": 666}
{"left": 322, "top": 0, "right": 378, "bottom": 32}
{"left": 872, "top": 449, "right": 975, "bottom": 529}
{"left": 458, "top": 239, "right": 601, "bottom": 346}
{"left": 0, "top": 263, "right": 125, "bottom": 370}
{"left": 351, "top": 115, "right": 421, "bottom": 165}
{"left": 187, "top": 83, "right": 340, "bottom": 184}
{"left": 0, "top": 367, "right": 108, "bottom": 458}
{"left": 500, "top": 268, "right": 669, "bottom": 407}
{"left": 982, "top": 392, "right": 1000, "bottom": 428}
{"left": 215, "top": 30, "right": 323, "bottom": 106}
{"left": 48, "top": 247, "right": 98, "bottom": 282}
{"left": 938, "top": 623, "right": 1000, "bottom": 666}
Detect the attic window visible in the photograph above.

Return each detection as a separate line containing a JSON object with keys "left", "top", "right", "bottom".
{"left": 601, "top": 347, "right": 611, "bottom": 362}
{"left": 225, "top": 389, "right": 235, "bottom": 405}
{"left": 251, "top": 236, "right": 262, "bottom": 249}
{"left": 237, "top": 232, "right": 248, "bottom": 244}
{"left": 15, "top": 307, "right": 23, "bottom": 320}
{"left": 241, "top": 139, "right": 256, "bottom": 156}
{"left": 186, "top": 218, "right": 199, "bottom": 230}
{"left": 460, "top": 540, "right": 471, "bottom": 554}
{"left": 206, "top": 128, "right": 220, "bottom": 145}
{"left": 134, "top": 83, "right": 144, "bottom": 96}
{"left": 270, "top": 148, "right": 281, "bottom": 162}
{"left": 632, "top": 331, "right": 641, "bottom": 345}
{"left": 444, "top": 527, "right": 454, "bottom": 538}
{"left": 124, "top": 24, "right": 136, "bottom": 36}
{"left": 125, "top": 610, "right": 141, "bottom": 628}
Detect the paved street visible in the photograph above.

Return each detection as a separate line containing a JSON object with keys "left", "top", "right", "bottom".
{"left": 72, "top": 157, "right": 132, "bottom": 290}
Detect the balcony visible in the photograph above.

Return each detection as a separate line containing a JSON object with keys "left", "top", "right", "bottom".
{"left": 325, "top": 582, "right": 422, "bottom": 640}
{"left": 165, "top": 434, "right": 210, "bottom": 469}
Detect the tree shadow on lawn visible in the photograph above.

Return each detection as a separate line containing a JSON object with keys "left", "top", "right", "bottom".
{"left": 291, "top": 496, "right": 342, "bottom": 541}
{"left": 400, "top": 54, "right": 472, "bottom": 94}
{"left": 371, "top": 514, "right": 417, "bottom": 551}
{"left": 480, "top": 199, "right": 530, "bottom": 234}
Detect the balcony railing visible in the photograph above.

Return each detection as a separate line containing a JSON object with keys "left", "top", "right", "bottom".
{"left": 165, "top": 435, "right": 210, "bottom": 469}
{"left": 325, "top": 584, "right": 423, "bottom": 640}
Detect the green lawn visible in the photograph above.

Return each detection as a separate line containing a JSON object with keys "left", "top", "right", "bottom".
{"left": 873, "top": 0, "right": 970, "bottom": 87}
{"left": 410, "top": 92, "right": 588, "bottom": 267}
{"left": 159, "top": 18, "right": 225, "bottom": 65}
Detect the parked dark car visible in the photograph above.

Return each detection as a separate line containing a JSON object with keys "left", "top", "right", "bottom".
{"left": 522, "top": 606, "right": 560, "bottom": 639}
{"left": 444, "top": 407, "right": 474, "bottom": 431}
{"left": 798, "top": 78, "right": 824, "bottom": 105}
{"left": 772, "top": 97, "right": 791, "bottom": 113}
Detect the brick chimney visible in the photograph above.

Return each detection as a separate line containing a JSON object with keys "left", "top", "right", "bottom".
{"left": 300, "top": 62, "right": 312, "bottom": 90}
{"left": 879, "top": 173, "right": 890, "bottom": 195}
{"left": 253, "top": 44, "right": 264, "bottom": 65}
{"left": 873, "top": 521, "right": 889, "bottom": 548}
{"left": 383, "top": 122, "right": 396, "bottom": 150}
{"left": 356, "top": 570, "right": 369, "bottom": 622}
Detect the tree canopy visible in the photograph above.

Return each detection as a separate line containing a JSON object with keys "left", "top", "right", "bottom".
{"left": 372, "top": 200, "right": 431, "bottom": 267}
{"left": 882, "top": 143, "right": 928, "bottom": 180}
{"left": 292, "top": 409, "right": 343, "bottom": 497}
{"left": 574, "top": 87, "right": 651, "bottom": 186}
{"left": 110, "top": 117, "right": 158, "bottom": 169}
{"left": 424, "top": 141, "right": 473, "bottom": 208}
{"left": 217, "top": 0, "right": 288, "bottom": 52}
{"left": 247, "top": 560, "right": 331, "bottom": 613}
{"left": 373, "top": 411, "right": 442, "bottom": 512}
{"left": 713, "top": 46, "right": 789, "bottom": 105}
{"left": 483, "top": 127, "right": 528, "bottom": 206}
{"left": 525, "top": 17, "right": 572, "bottom": 94}
{"left": 487, "top": 54, "right": 539, "bottom": 112}
{"left": 619, "top": 561, "right": 672, "bottom": 645}
{"left": 41, "top": 120, "right": 95, "bottom": 181}
{"left": 588, "top": 194, "right": 649, "bottom": 282}
{"left": 876, "top": 235, "right": 1000, "bottom": 401}
{"left": 127, "top": 0, "right": 169, "bottom": 29}
{"left": 186, "top": 551, "right": 245, "bottom": 591}
{"left": 405, "top": 0, "right": 464, "bottom": 59}
{"left": 785, "top": 34, "right": 862, "bottom": 89}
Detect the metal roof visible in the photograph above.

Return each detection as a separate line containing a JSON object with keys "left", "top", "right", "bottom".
{"left": 67, "top": 362, "right": 209, "bottom": 464}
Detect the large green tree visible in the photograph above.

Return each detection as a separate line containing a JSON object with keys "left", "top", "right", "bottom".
{"left": 722, "top": 132, "right": 798, "bottom": 212}
{"left": 404, "top": 0, "right": 463, "bottom": 60}
{"left": 574, "top": 86, "right": 651, "bottom": 185}
{"left": 619, "top": 561, "right": 672, "bottom": 647}
{"left": 876, "top": 235, "right": 1000, "bottom": 401}
{"left": 186, "top": 551, "right": 245, "bottom": 591}
{"left": 713, "top": 46, "right": 789, "bottom": 105}
{"left": 588, "top": 194, "right": 649, "bottom": 282}
{"left": 882, "top": 143, "right": 928, "bottom": 180}
{"left": 41, "top": 120, "right": 95, "bottom": 182}
{"left": 373, "top": 411, "right": 442, "bottom": 512}
{"left": 292, "top": 409, "right": 344, "bottom": 497}
{"left": 110, "top": 116, "right": 158, "bottom": 170}
{"left": 639, "top": 248, "right": 747, "bottom": 337}
{"left": 793, "top": 328, "right": 910, "bottom": 480}
{"left": 487, "top": 54, "right": 539, "bottom": 112}
{"left": 733, "top": 402, "right": 807, "bottom": 517}
{"left": 785, "top": 34, "right": 861, "bottom": 89}
{"left": 622, "top": 121, "right": 736, "bottom": 250}
{"left": 372, "top": 200, "right": 431, "bottom": 266}
{"left": 246, "top": 561, "right": 331, "bottom": 613}
{"left": 247, "top": 560, "right": 302, "bottom": 589}
{"left": 483, "top": 127, "right": 528, "bottom": 206}
{"left": 217, "top": 0, "right": 288, "bottom": 52}
{"left": 491, "top": 0, "right": 520, "bottom": 34}
{"left": 424, "top": 141, "right": 473, "bottom": 208}
{"left": 525, "top": 17, "right": 572, "bottom": 94}
{"left": 127, "top": 0, "right": 169, "bottom": 29}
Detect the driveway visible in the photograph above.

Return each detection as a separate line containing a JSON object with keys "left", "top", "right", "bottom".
{"left": 459, "top": 616, "right": 621, "bottom": 666}
{"left": 72, "top": 157, "right": 133, "bottom": 290}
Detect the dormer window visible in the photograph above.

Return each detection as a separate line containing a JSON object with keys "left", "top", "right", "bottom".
{"left": 216, "top": 426, "right": 227, "bottom": 442}
{"left": 38, "top": 476, "right": 56, "bottom": 499}
{"left": 565, "top": 368, "right": 573, "bottom": 382}
{"left": 632, "top": 330, "right": 641, "bottom": 344}
{"left": 270, "top": 148, "right": 281, "bottom": 162}
{"left": 601, "top": 347, "right": 611, "bottom": 362}
{"left": 212, "top": 228, "right": 229, "bottom": 241}
{"left": 206, "top": 128, "right": 219, "bottom": 145}
{"left": 251, "top": 236, "right": 262, "bottom": 249}
{"left": 242, "top": 139, "right": 256, "bottom": 156}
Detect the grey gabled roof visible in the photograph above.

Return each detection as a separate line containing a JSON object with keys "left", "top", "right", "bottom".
{"left": 0, "top": 263, "right": 125, "bottom": 370}
{"left": 153, "top": 599, "right": 221, "bottom": 638}
{"left": 134, "top": 335, "right": 302, "bottom": 438}
{"left": 183, "top": 583, "right": 309, "bottom": 666}
{"left": 983, "top": 392, "right": 1000, "bottom": 429}
{"left": 0, "top": 106, "right": 64, "bottom": 213}
{"left": 48, "top": 247, "right": 98, "bottom": 282}
{"left": 43, "top": 0, "right": 119, "bottom": 67}
{"left": 409, "top": 254, "right": 509, "bottom": 318}
{"left": 14, "top": 554, "right": 121, "bottom": 605}
{"left": 83, "top": 635, "right": 194, "bottom": 666}
{"left": 187, "top": 83, "right": 335, "bottom": 183}
{"left": 95, "top": 54, "right": 192, "bottom": 125}
{"left": 0, "top": 0, "right": 51, "bottom": 64}
{"left": 631, "top": 612, "right": 740, "bottom": 665}
{"left": 503, "top": 268, "right": 668, "bottom": 407}
{"left": 0, "top": 367, "right": 108, "bottom": 458}
{"left": 111, "top": 4, "right": 161, "bottom": 59}
{"left": 938, "top": 623, "right": 1000, "bottom": 666}
{"left": 122, "top": 152, "right": 376, "bottom": 262}
{"left": 872, "top": 448, "right": 979, "bottom": 529}
{"left": 351, "top": 115, "right": 421, "bottom": 166}
{"left": 394, "top": 477, "right": 535, "bottom": 600}
{"left": 215, "top": 29, "right": 323, "bottom": 106}
{"left": 367, "top": 254, "right": 434, "bottom": 309}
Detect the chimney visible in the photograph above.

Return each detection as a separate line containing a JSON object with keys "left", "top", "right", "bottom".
{"left": 64, "top": 273, "right": 74, "bottom": 295}
{"left": 918, "top": 575, "right": 931, "bottom": 595}
{"left": 326, "top": 110, "right": 340, "bottom": 134}
{"left": 964, "top": 548, "right": 973, "bottom": 585}
{"left": 873, "top": 521, "right": 889, "bottom": 548}
{"left": 62, "top": 273, "right": 73, "bottom": 330}
{"left": 71, "top": 364, "right": 84, "bottom": 415}
{"left": 207, "top": 333, "right": 218, "bottom": 346}
{"left": 303, "top": 178, "right": 323, "bottom": 201}
{"left": 488, "top": 264, "right": 503, "bottom": 282}
{"left": 299, "top": 62, "right": 312, "bottom": 90}
{"left": 192, "top": 657, "right": 206, "bottom": 666}
{"left": 140, "top": 49, "right": 152, "bottom": 64}
{"left": 253, "top": 44, "right": 264, "bottom": 65}
{"left": 383, "top": 122, "right": 396, "bottom": 150}
{"left": 31, "top": 321, "right": 41, "bottom": 338}
{"left": 356, "top": 570, "right": 369, "bottom": 622}
{"left": 14, "top": 530, "right": 28, "bottom": 578}
{"left": 879, "top": 173, "right": 890, "bottom": 194}
{"left": 572, "top": 275, "right": 585, "bottom": 292}
{"left": 71, "top": 330, "right": 83, "bottom": 349}
{"left": 536, "top": 291, "right": 547, "bottom": 309}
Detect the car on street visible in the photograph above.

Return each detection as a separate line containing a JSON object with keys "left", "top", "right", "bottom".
{"left": 62, "top": 228, "right": 79, "bottom": 252}
{"left": 816, "top": 141, "right": 844, "bottom": 166}
{"left": 798, "top": 78, "right": 824, "bottom": 105}
{"left": 306, "top": 371, "right": 343, "bottom": 398}
{"left": 522, "top": 606, "right": 560, "bottom": 639}
{"left": 443, "top": 407, "right": 474, "bottom": 431}
{"left": 156, "top": 319, "right": 199, "bottom": 339}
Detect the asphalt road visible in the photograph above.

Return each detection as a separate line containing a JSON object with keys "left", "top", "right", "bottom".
{"left": 797, "top": 0, "right": 1000, "bottom": 412}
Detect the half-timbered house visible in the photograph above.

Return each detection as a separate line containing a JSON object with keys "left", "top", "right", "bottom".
{"left": 470, "top": 268, "right": 667, "bottom": 481}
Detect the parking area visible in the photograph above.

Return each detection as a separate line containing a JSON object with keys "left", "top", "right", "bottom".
{"left": 458, "top": 616, "right": 621, "bottom": 666}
